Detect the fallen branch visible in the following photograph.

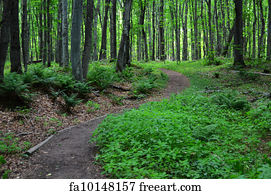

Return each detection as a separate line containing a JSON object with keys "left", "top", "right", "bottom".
{"left": 111, "top": 84, "right": 131, "bottom": 91}
{"left": 231, "top": 70, "right": 271, "bottom": 76}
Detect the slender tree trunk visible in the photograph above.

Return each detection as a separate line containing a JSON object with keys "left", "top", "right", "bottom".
{"left": 22, "top": 0, "right": 29, "bottom": 72}
{"left": 176, "top": 0, "right": 180, "bottom": 62}
{"left": 182, "top": 0, "right": 188, "bottom": 61}
{"left": 71, "top": 0, "right": 83, "bottom": 81}
{"left": 38, "top": 6, "right": 43, "bottom": 60}
{"left": 222, "top": 21, "right": 235, "bottom": 57}
{"left": 233, "top": 0, "right": 245, "bottom": 67}
{"left": 207, "top": 0, "right": 214, "bottom": 58}
{"left": 82, "top": 0, "right": 94, "bottom": 79}
{"left": 110, "top": 0, "right": 117, "bottom": 60}
{"left": 151, "top": 0, "right": 155, "bottom": 61}
{"left": 62, "top": 0, "right": 69, "bottom": 67}
{"left": 93, "top": 0, "right": 101, "bottom": 61}
{"left": 10, "top": 0, "right": 22, "bottom": 73}
{"left": 267, "top": 0, "right": 271, "bottom": 60}
{"left": 99, "top": 0, "right": 110, "bottom": 60}
{"left": 116, "top": 0, "right": 132, "bottom": 72}
{"left": 201, "top": 0, "right": 207, "bottom": 57}
{"left": 43, "top": 0, "right": 47, "bottom": 66}
{"left": 215, "top": 0, "right": 221, "bottom": 56}
{"left": 56, "top": 0, "right": 63, "bottom": 65}
{"left": 194, "top": 0, "right": 199, "bottom": 60}
{"left": 169, "top": 0, "right": 175, "bottom": 61}
{"left": 0, "top": 0, "right": 10, "bottom": 80}
{"left": 159, "top": 0, "right": 165, "bottom": 61}
{"left": 252, "top": 0, "right": 256, "bottom": 58}
{"left": 47, "top": 0, "right": 52, "bottom": 67}
{"left": 258, "top": 0, "right": 265, "bottom": 58}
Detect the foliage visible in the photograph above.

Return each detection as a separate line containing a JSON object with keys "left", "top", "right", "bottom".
{"left": 86, "top": 101, "right": 100, "bottom": 112}
{"left": 87, "top": 65, "right": 118, "bottom": 90}
{"left": 203, "top": 54, "right": 222, "bottom": 66}
{"left": 0, "top": 73, "right": 32, "bottom": 107}
{"left": 210, "top": 90, "right": 250, "bottom": 111}
{"left": 62, "top": 93, "right": 82, "bottom": 112}
{"left": 92, "top": 93, "right": 270, "bottom": 179}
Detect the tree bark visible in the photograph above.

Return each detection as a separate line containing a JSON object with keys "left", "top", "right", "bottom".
{"left": 233, "top": 0, "right": 245, "bottom": 67}
{"left": 82, "top": 0, "right": 94, "bottom": 79}
{"left": 151, "top": 1, "right": 155, "bottom": 61}
{"left": 110, "top": 0, "right": 117, "bottom": 60}
{"left": 182, "top": 0, "right": 188, "bottom": 61}
{"left": 99, "top": 0, "right": 110, "bottom": 60}
{"left": 116, "top": 0, "right": 132, "bottom": 72}
{"left": 214, "top": 0, "right": 221, "bottom": 56}
{"left": 176, "top": 0, "right": 180, "bottom": 62}
{"left": 22, "top": 0, "right": 29, "bottom": 72}
{"left": 56, "top": 0, "right": 63, "bottom": 65}
{"left": 47, "top": 0, "right": 52, "bottom": 67}
{"left": 222, "top": 21, "right": 235, "bottom": 57}
{"left": 10, "top": 0, "right": 22, "bottom": 74}
{"left": 267, "top": 0, "right": 271, "bottom": 60}
{"left": 258, "top": 0, "right": 265, "bottom": 58}
{"left": 71, "top": 0, "right": 83, "bottom": 81}
{"left": 93, "top": 0, "right": 101, "bottom": 61}
{"left": 62, "top": 0, "right": 69, "bottom": 67}
{"left": 159, "top": 0, "right": 165, "bottom": 61}
{"left": 0, "top": 0, "right": 10, "bottom": 80}
{"left": 252, "top": 0, "right": 256, "bottom": 58}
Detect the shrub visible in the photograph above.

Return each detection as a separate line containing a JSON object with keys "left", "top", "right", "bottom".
{"left": 62, "top": 93, "right": 82, "bottom": 113}
{"left": 87, "top": 65, "right": 117, "bottom": 90}
{"left": 210, "top": 91, "right": 250, "bottom": 111}
{"left": 0, "top": 73, "right": 32, "bottom": 108}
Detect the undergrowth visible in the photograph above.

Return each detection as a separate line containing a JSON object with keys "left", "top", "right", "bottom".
{"left": 92, "top": 60, "right": 271, "bottom": 179}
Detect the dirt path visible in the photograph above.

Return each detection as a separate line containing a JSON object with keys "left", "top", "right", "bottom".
{"left": 19, "top": 69, "right": 190, "bottom": 179}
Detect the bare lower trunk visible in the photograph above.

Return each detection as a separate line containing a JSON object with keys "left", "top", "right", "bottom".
{"left": 82, "top": 0, "right": 94, "bottom": 79}
{"left": 10, "top": 0, "right": 22, "bottom": 74}
{"left": 116, "top": 0, "right": 132, "bottom": 72}
{"left": 0, "top": 0, "right": 10, "bottom": 80}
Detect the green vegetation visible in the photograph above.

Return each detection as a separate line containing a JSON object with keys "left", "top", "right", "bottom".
{"left": 92, "top": 60, "right": 271, "bottom": 179}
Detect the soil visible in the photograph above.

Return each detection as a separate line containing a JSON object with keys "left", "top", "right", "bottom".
{"left": 6, "top": 69, "right": 190, "bottom": 179}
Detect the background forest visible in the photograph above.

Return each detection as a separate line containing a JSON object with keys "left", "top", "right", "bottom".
{"left": 1, "top": 0, "right": 271, "bottom": 76}
{"left": 0, "top": 0, "right": 271, "bottom": 179}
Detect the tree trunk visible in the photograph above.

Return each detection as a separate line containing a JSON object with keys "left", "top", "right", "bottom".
{"left": 22, "top": 0, "right": 29, "bottom": 72}
{"left": 159, "top": 0, "right": 165, "bottom": 61}
{"left": 82, "top": 0, "right": 94, "bottom": 79}
{"left": 215, "top": 0, "right": 221, "bottom": 56}
{"left": 99, "top": 0, "right": 110, "bottom": 60}
{"left": 258, "top": 0, "right": 265, "bottom": 58}
{"left": 47, "top": 0, "right": 52, "bottom": 67}
{"left": 10, "top": 0, "right": 22, "bottom": 74}
{"left": 194, "top": 0, "right": 199, "bottom": 60}
{"left": 233, "top": 0, "right": 245, "bottom": 67}
{"left": 267, "top": 0, "right": 271, "bottom": 60}
{"left": 116, "top": 0, "right": 132, "bottom": 72}
{"left": 0, "top": 0, "right": 10, "bottom": 80}
{"left": 207, "top": 0, "right": 214, "bottom": 59}
{"left": 43, "top": 0, "right": 47, "bottom": 66}
{"left": 252, "top": 0, "right": 256, "bottom": 58}
{"left": 56, "top": 0, "right": 63, "bottom": 65}
{"left": 182, "top": 0, "right": 188, "bottom": 61}
{"left": 62, "top": 0, "right": 69, "bottom": 67}
{"left": 201, "top": 0, "right": 207, "bottom": 57}
{"left": 222, "top": 21, "right": 235, "bottom": 57}
{"left": 110, "top": 0, "right": 117, "bottom": 60}
{"left": 93, "top": 0, "right": 101, "bottom": 61}
{"left": 176, "top": 0, "right": 180, "bottom": 62}
{"left": 151, "top": 1, "right": 155, "bottom": 61}
{"left": 71, "top": 0, "right": 83, "bottom": 81}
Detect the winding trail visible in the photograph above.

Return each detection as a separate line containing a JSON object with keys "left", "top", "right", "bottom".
{"left": 20, "top": 69, "right": 190, "bottom": 179}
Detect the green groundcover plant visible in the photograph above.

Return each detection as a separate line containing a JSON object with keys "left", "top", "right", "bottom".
{"left": 92, "top": 92, "right": 271, "bottom": 179}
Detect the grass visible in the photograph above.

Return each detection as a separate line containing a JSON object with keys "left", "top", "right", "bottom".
{"left": 92, "top": 59, "right": 271, "bottom": 179}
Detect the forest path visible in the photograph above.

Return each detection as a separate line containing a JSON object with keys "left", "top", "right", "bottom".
{"left": 20, "top": 69, "right": 190, "bottom": 179}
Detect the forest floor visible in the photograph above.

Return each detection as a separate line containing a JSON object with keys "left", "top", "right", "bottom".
{"left": 4, "top": 69, "right": 189, "bottom": 179}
